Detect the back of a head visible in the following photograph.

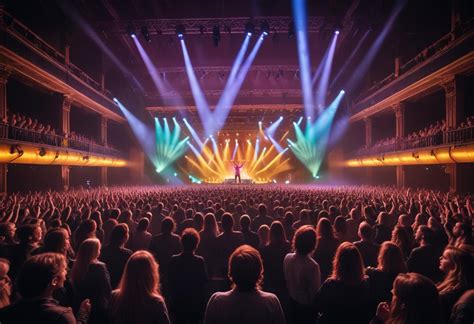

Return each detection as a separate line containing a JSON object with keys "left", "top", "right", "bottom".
{"left": 331, "top": 242, "right": 365, "bottom": 285}
{"left": 43, "top": 228, "right": 69, "bottom": 255}
{"left": 16, "top": 224, "right": 38, "bottom": 243}
{"left": 269, "top": 221, "right": 287, "bottom": 244}
{"left": 221, "top": 213, "right": 234, "bottom": 232}
{"left": 71, "top": 238, "right": 101, "bottom": 284}
{"left": 377, "top": 212, "right": 390, "bottom": 226}
{"left": 418, "top": 225, "right": 435, "bottom": 245}
{"left": 203, "top": 213, "right": 218, "bottom": 235}
{"left": 228, "top": 245, "right": 263, "bottom": 292}
{"left": 334, "top": 216, "right": 347, "bottom": 233}
{"left": 378, "top": 241, "right": 407, "bottom": 274}
{"left": 293, "top": 225, "right": 317, "bottom": 255}
{"left": 18, "top": 253, "right": 66, "bottom": 299}
{"left": 239, "top": 215, "right": 251, "bottom": 231}
{"left": 359, "top": 221, "right": 373, "bottom": 240}
{"left": 110, "top": 223, "right": 129, "bottom": 246}
{"left": 114, "top": 251, "right": 160, "bottom": 319}
{"left": 316, "top": 217, "right": 333, "bottom": 239}
{"left": 181, "top": 228, "right": 200, "bottom": 252}
{"left": 161, "top": 217, "right": 175, "bottom": 235}
{"left": 258, "top": 204, "right": 267, "bottom": 217}
{"left": 391, "top": 273, "right": 441, "bottom": 324}
{"left": 137, "top": 218, "right": 150, "bottom": 232}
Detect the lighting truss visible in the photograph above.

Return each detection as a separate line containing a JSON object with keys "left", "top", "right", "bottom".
{"left": 97, "top": 16, "right": 346, "bottom": 35}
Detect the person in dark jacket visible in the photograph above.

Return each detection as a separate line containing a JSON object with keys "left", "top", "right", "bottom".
{"left": 407, "top": 225, "right": 443, "bottom": 282}
{"left": 168, "top": 228, "right": 208, "bottom": 324}
{"left": 100, "top": 224, "right": 132, "bottom": 289}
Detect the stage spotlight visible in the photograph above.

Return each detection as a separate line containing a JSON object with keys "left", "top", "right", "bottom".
{"left": 141, "top": 26, "right": 151, "bottom": 42}
{"left": 341, "top": 89, "right": 345, "bottom": 94}
{"left": 38, "top": 147, "right": 47, "bottom": 157}
{"left": 260, "top": 21, "right": 269, "bottom": 36}
{"left": 245, "top": 21, "right": 255, "bottom": 36}
{"left": 288, "top": 20, "right": 295, "bottom": 38}
{"left": 127, "top": 24, "right": 136, "bottom": 38}
{"left": 176, "top": 24, "right": 185, "bottom": 39}
{"left": 335, "top": 30, "right": 340, "bottom": 35}
{"left": 82, "top": 155, "right": 90, "bottom": 161}
{"left": 212, "top": 25, "right": 221, "bottom": 47}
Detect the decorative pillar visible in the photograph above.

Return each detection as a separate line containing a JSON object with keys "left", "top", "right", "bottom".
{"left": 61, "top": 95, "right": 73, "bottom": 191}
{"left": 0, "top": 65, "right": 10, "bottom": 195}
{"left": 394, "top": 57, "right": 401, "bottom": 78}
{"left": 100, "top": 116, "right": 108, "bottom": 186}
{"left": 441, "top": 76, "right": 465, "bottom": 192}
{"left": 441, "top": 76, "right": 465, "bottom": 129}
{"left": 364, "top": 117, "right": 372, "bottom": 149}
{"left": 393, "top": 102, "right": 406, "bottom": 139}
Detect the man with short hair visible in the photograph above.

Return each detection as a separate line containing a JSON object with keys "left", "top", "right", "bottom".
{"left": 0, "top": 253, "right": 90, "bottom": 323}
{"left": 353, "top": 222, "right": 380, "bottom": 267}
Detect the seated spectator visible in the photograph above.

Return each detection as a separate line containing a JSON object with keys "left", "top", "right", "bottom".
{"left": 168, "top": 228, "right": 208, "bottom": 324}
{"left": 284, "top": 225, "right": 320, "bottom": 324}
{"left": 9, "top": 224, "right": 42, "bottom": 280}
{"left": 108, "top": 251, "right": 170, "bottom": 324}
{"left": 314, "top": 218, "right": 340, "bottom": 281}
{"left": 128, "top": 218, "right": 152, "bottom": 251}
{"left": 354, "top": 222, "right": 380, "bottom": 267}
{"left": 204, "top": 245, "right": 285, "bottom": 324}
{"left": 437, "top": 246, "right": 474, "bottom": 323}
{"left": 373, "top": 273, "right": 442, "bottom": 324}
{"left": 148, "top": 217, "right": 181, "bottom": 289}
{"left": 71, "top": 238, "right": 111, "bottom": 324}
{"left": 317, "top": 242, "right": 372, "bottom": 324}
{"left": 100, "top": 224, "right": 132, "bottom": 289}
{"left": 239, "top": 215, "right": 259, "bottom": 249}
{"left": 407, "top": 225, "right": 443, "bottom": 282}
{"left": 0, "top": 253, "right": 90, "bottom": 324}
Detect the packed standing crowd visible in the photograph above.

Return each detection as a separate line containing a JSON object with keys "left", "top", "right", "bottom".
{"left": 0, "top": 185, "right": 472, "bottom": 324}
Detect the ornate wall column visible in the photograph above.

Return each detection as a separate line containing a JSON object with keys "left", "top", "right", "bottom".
{"left": 393, "top": 102, "right": 406, "bottom": 188}
{"left": 0, "top": 65, "right": 11, "bottom": 194}
{"left": 100, "top": 116, "right": 108, "bottom": 186}
{"left": 61, "top": 95, "right": 73, "bottom": 191}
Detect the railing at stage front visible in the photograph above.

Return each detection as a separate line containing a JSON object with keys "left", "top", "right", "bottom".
{"left": 351, "top": 126, "right": 474, "bottom": 157}
{"left": 0, "top": 123, "right": 124, "bottom": 158}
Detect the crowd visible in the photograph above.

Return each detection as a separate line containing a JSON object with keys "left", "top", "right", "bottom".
{"left": 0, "top": 185, "right": 471, "bottom": 323}
{"left": 358, "top": 115, "right": 474, "bottom": 155}
{"left": 2, "top": 112, "right": 101, "bottom": 146}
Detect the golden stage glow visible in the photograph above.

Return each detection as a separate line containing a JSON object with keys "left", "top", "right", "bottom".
{"left": 0, "top": 143, "right": 128, "bottom": 167}
{"left": 182, "top": 135, "right": 293, "bottom": 183}
{"left": 344, "top": 143, "right": 474, "bottom": 167}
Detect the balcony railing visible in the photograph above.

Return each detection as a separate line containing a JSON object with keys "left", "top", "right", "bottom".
{"left": 354, "top": 18, "right": 474, "bottom": 104}
{"left": 0, "top": 9, "right": 113, "bottom": 99}
{"left": 0, "top": 123, "right": 124, "bottom": 158}
{"left": 351, "top": 126, "right": 474, "bottom": 158}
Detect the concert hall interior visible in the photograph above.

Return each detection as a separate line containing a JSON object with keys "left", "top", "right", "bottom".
{"left": 0, "top": 0, "right": 473, "bottom": 323}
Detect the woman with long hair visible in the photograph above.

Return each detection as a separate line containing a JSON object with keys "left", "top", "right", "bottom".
{"left": 71, "top": 238, "right": 111, "bottom": 324}
{"left": 108, "top": 251, "right": 170, "bottom": 324}
{"left": 197, "top": 213, "right": 219, "bottom": 276}
{"left": 261, "top": 221, "right": 291, "bottom": 302}
{"left": 391, "top": 225, "right": 414, "bottom": 260}
{"left": 437, "top": 246, "right": 474, "bottom": 323}
{"left": 317, "top": 242, "right": 372, "bottom": 324}
{"left": 313, "top": 218, "right": 340, "bottom": 282}
{"left": 366, "top": 242, "right": 407, "bottom": 316}
{"left": 374, "top": 273, "right": 442, "bottom": 324}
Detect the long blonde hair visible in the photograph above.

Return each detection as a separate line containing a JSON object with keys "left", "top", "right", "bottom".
{"left": 70, "top": 238, "right": 100, "bottom": 285}
{"left": 111, "top": 251, "right": 162, "bottom": 323}
{"left": 437, "top": 246, "right": 474, "bottom": 294}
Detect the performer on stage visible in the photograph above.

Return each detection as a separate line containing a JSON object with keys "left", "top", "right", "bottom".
{"left": 231, "top": 161, "right": 244, "bottom": 184}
